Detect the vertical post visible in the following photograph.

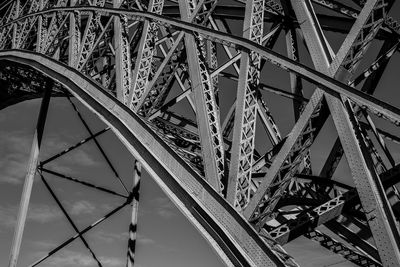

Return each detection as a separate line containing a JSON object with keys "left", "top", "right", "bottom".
{"left": 178, "top": 0, "right": 225, "bottom": 193}
{"left": 36, "top": 0, "right": 44, "bottom": 53}
{"left": 11, "top": 0, "right": 20, "bottom": 49}
{"left": 68, "top": 0, "right": 79, "bottom": 67}
{"left": 227, "top": 0, "right": 265, "bottom": 208}
{"left": 113, "top": 0, "right": 131, "bottom": 103}
{"left": 285, "top": 28, "right": 302, "bottom": 120}
{"left": 8, "top": 79, "right": 53, "bottom": 267}
{"left": 128, "top": 0, "right": 164, "bottom": 110}
{"left": 127, "top": 160, "right": 141, "bottom": 267}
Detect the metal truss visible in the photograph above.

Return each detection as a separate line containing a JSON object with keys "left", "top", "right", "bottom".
{"left": 1, "top": 0, "right": 400, "bottom": 266}
{"left": 227, "top": 0, "right": 268, "bottom": 208}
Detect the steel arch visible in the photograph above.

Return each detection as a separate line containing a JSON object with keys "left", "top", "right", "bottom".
{"left": 1, "top": 1, "right": 400, "bottom": 266}
{"left": 0, "top": 50, "right": 285, "bottom": 267}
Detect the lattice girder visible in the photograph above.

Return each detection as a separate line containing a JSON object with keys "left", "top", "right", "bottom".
{"left": 1, "top": 1, "right": 400, "bottom": 267}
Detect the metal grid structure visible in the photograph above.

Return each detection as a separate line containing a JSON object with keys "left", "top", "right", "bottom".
{"left": 0, "top": 0, "right": 400, "bottom": 266}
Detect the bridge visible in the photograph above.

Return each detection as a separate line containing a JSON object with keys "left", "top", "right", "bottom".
{"left": 1, "top": 0, "right": 400, "bottom": 266}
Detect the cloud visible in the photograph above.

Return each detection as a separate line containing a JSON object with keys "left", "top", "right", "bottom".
{"left": 66, "top": 150, "right": 98, "bottom": 166}
{"left": 69, "top": 200, "right": 96, "bottom": 215}
{"left": 0, "top": 158, "right": 30, "bottom": 184}
{"left": 92, "top": 230, "right": 156, "bottom": 247}
{"left": 27, "top": 204, "right": 63, "bottom": 223}
{"left": 0, "top": 204, "right": 62, "bottom": 228}
{"left": 0, "top": 131, "right": 33, "bottom": 184}
{"left": 99, "top": 257, "right": 124, "bottom": 266}
{"left": 137, "top": 233, "right": 156, "bottom": 245}
{"left": 34, "top": 249, "right": 123, "bottom": 267}
{"left": 152, "top": 196, "right": 176, "bottom": 219}
{"left": 0, "top": 206, "right": 17, "bottom": 228}
{"left": 93, "top": 230, "right": 128, "bottom": 243}
{"left": 28, "top": 240, "right": 57, "bottom": 250}
{"left": 0, "top": 131, "right": 98, "bottom": 185}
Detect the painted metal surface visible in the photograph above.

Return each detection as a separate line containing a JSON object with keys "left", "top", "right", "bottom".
{"left": 1, "top": 1, "right": 400, "bottom": 266}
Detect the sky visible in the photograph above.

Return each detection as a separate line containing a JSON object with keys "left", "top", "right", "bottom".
{"left": 1, "top": 1, "right": 400, "bottom": 267}
{"left": 0, "top": 97, "right": 358, "bottom": 267}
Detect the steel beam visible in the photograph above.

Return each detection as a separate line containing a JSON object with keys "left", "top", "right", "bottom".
{"left": 67, "top": 0, "right": 80, "bottom": 67}
{"left": 128, "top": 0, "right": 164, "bottom": 110}
{"left": 10, "top": 0, "right": 19, "bottom": 49}
{"left": 325, "top": 219, "right": 381, "bottom": 262}
{"left": 8, "top": 79, "right": 53, "bottom": 267}
{"left": 330, "top": 99, "right": 400, "bottom": 266}
{"left": 227, "top": 0, "right": 265, "bottom": 208}
{"left": 75, "top": 1, "right": 105, "bottom": 70}
{"left": 293, "top": 1, "right": 400, "bottom": 265}
{"left": 39, "top": 167, "right": 128, "bottom": 198}
{"left": 319, "top": 40, "right": 399, "bottom": 180}
{"left": 40, "top": 173, "right": 103, "bottom": 267}
{"left": 244, "top": 88, "right": 328, "bottom": 224}
{"left": 285, "top": 28, "right": 303, "bottom": 121}
{"left": 178, "top": 0, "right": 225, "bottom": 192}
{"left": 2, "top": 2, "right": 400, "bottom": 266}
{"left": 210, "top": 18, "right": 283, "bottom": 147}
{"left": 65, "top": 94, "right": 129, "bottom": 193}
{"left": 30, "top": 196, "right": 130, "bottom": 267}
{"left": 269, "top": 190, "right": 357, "bottom": 245}
{"left": 113, "top": 0, "right": 132, "bottom": 102}
{"left": 305, "top": 230, "right": 381, "bottom": 267}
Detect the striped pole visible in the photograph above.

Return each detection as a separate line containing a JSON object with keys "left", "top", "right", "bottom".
{"left": 127, "top": 159, "right": 142, "bottom": 267}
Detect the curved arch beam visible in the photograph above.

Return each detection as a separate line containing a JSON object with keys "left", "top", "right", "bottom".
{"left": 2, "top": 6, "right": 400, "bottom": 125}
{"left": 0, "top": 50, "right": 285, "bottom": 267}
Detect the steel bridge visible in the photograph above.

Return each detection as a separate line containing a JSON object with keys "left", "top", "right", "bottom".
{"left": 1, "top": 0, "right": 400, "bottom": 266}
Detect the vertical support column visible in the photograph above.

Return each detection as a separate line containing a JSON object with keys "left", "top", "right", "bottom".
{"left": 207, "top": 40, "right": 218, "bottom": 102}
{"left": 281, "top": 0, "right": 304, "bottom": 121}
{"left": 282, "top": 2, "right": 311, "bottom": 174}
{"left": 14, "top": 0, "right": 42, "bottom": 50}
{"left": 113, "top": 0, "right": 132, "bottom": 103}
{"left": 75, "top": 0, "right": 105, "bottom": 71}
{"left": 227, "top": 0, "right": 265, "bottom": 208}
{"left": 11, "top": 0, "right": 20, "bottom": 49}
{"left": 290, "top": 0, "right": 333, "bottom": 69}
{"left": 36, "top": 0, "right": 47, "bottom": 53}
{"left": 127, "top": 160, "right": 141, "bottom": 267}
{"left": 68, "top": 0, "right": 79, "bottom": 67}
{"left": 285, "top": 29, "right": 303, "bottom": 120}
{"left": 178, "top": 0, "right": 225, "bottom": 193}
{"left": 36, "top": 0, "right": 44, "bottom": 53}
{"left": 128, "top": 0, "right": 164, "bottom": 110}
{"left": 8, "top": 79, "right": 53, "bottom": 267}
